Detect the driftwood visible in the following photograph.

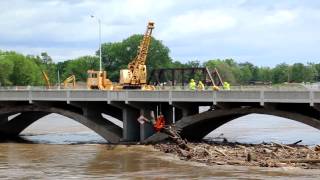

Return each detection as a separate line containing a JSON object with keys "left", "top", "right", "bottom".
{"left": 291, "top": 140, "right": 303, "bottom": 145}
{"left": 213, "top": 147, "right": 227, "bottom": 157}
{"left": 280, "top": 159, "right": 320, "bottom": 163}
{"left": 154, "top": 141, "right": 320, "bottom": 169}
{"left": 272, "top": 142, "right": 295, "bottom": 150}
{"left": 155, "top": 125, "right": 320, "bottom": 169}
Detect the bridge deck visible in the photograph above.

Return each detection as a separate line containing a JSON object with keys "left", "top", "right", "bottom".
{"left": 0, "top": 90, "right": 319, "bottom": 105}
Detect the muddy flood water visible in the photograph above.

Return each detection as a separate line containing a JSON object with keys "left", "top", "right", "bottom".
{"left": 1, "top": 113, "right": 320, "bottom": 179}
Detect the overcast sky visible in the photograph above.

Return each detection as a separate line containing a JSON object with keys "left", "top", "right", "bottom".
{"left": 0, "top": 0, "right": 319, "bottom": 66}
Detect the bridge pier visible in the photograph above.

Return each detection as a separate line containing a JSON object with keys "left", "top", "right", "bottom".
{"left": 122, "top": 106, "right": 140, "bottom": 141}
{"left": 126, "top": 102, "right": 157, "bottom": 141}
{"left": 110, "top": 102, "right": 141, "bottom": 142}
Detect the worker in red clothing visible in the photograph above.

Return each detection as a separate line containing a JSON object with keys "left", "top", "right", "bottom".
{"left": 154, "top": 114, "right": 165, "bottom": 132}
{"left": 137, "top": 111, "right": 166, "bottom": 132}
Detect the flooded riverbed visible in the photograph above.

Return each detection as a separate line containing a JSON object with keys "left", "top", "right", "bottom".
{"left": 1, "top": 113, "right": 320, "bottom": 179}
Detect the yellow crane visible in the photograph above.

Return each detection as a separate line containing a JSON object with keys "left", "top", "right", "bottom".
{"left": 119, "top": 21, "right": 155, "bottom": 89}
{"left": 63, "top": 75, "right": 76, "bottom": 89}
{"left": 42, "top": 71, "right": 51, "bottom": 89}
{"left": 86, "top": 21, "right": 155, "bottom": 90}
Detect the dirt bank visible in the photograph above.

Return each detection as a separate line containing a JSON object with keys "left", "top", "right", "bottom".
{"left": 154, "top": 141, "right": 320, "bottom": 169}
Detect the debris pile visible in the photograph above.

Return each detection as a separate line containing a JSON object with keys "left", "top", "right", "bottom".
{"left": 155, "top": 142, "right": 320, "bottom": 169}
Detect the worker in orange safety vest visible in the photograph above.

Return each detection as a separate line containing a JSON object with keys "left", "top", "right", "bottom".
{"left": 137, "top": 111, "right": 166, "bottom": 132}
{"left": 154, "top": 113, "right": 166, "bottom": 132}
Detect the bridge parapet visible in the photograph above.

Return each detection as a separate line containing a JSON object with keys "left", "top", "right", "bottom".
{"left": 0, "top": 90, "right": 320, "bottom": 105}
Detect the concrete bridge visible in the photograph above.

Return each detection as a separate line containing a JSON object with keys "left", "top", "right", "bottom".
{"left": 0, "top": 89, "right": 320, "bottom": 143}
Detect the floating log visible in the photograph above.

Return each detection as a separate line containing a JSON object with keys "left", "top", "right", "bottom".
{"left": 291, "top": 140, "right": 302, "bottom": 145}
{"left": 272, "top": 142, "right": 295, "bottom": 150}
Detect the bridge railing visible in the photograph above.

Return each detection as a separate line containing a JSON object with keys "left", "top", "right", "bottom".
{"left": 0, "top": 83, "right": 319, "bottom": 91}
{"left": 1, "top": 88, "right": 320, "bottom": 104}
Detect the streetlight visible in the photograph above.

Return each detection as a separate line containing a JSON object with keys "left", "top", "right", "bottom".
{"left": 91, "top": 15, "right": 102, "bottom": 72}
{"left": 57, "top": 69, "right": 61, "bottom": 90}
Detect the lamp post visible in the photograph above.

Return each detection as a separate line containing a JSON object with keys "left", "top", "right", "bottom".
{"left": 57, "top": 69, "right": 61, "bottom": 90}
{"left": 91, "top": 15, "right": 102, "bottom": 72}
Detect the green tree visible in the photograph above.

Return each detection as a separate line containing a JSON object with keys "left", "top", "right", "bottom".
{"left": 304, "top": 63, "right": 317, "bottom": 82}
{"left": 272, "top": 63, "right": 289, "bottom": 84}
{"left": 6, "top": 53, "right": 42, "bottom": 85}
{"left": 238, "top": 62, "right": 254, "bottom": 84}
{"left": 40, "top": 52, "right": 53, "bottom": 64}
{"left": 0, "top": 57, "right": 14, "bottom": 85}
{"left": 257, "top": 67, "right": 272, "bottom": 82}
{"left": 170, "top": 60, "right": 189, "bottom": 68}
{"left": 313, "top": 63, "right": 320, "bottom": 81}
{"left": 185, "top": 60, "right": 201, "bottom": 68}
{"left": 62, "top": 56, "right": 99, "bottom": 81}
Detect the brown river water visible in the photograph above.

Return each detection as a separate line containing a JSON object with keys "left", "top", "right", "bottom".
{"left": 1, "top": 113, "right": 320, "bottom": 179}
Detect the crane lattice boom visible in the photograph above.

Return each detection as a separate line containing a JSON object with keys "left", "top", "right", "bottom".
{"left": 128, "top": 21, "right": 154, "bottom": 85}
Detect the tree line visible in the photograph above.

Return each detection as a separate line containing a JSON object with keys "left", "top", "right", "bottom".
{"left": 0, "top": 34, "right": 319, "bottom": 86}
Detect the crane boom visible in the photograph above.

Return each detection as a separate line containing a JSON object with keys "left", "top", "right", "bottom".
{"left": 120, "top": 22, "right": 155, "bottom": 87}
{"left": 42, "top": 71, "right": 51, "bottom": 89}
{"left": 128, "top": 22, "right": 154, "bottom": 69}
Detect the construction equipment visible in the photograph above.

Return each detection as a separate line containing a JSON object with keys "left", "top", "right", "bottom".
{"left": 63, "top": 75, "right": 76, "bottom": 89}
{"left": 119, "top": 21, "right": 155, "bottom": 89}
{"left": 42, "top": 71, "right": 51, "bottom": 89}
{"left": 87, "top": 70, "right": 113, "bottom": 90}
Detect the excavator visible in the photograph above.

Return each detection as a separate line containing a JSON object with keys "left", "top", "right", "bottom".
{"left": 63, "top": 75, "right": 76, "bottom": 89}
{"left": 119, "top": 21, "right": 155, "bottom": 89}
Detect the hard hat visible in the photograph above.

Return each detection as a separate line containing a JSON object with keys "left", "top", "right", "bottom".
{"left": 190, "top": 79, "right": 194, "bottom": 82}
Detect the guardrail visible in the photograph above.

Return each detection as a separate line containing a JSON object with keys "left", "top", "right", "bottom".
{"left": 0, "top": 84, "right": 319, "bottom": 91}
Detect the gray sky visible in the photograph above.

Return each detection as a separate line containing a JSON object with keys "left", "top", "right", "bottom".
{"left": 0, "top": 0, "right": 319, "bottom": 66}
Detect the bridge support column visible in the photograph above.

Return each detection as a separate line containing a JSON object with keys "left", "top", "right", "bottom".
{"left": 122, "top": 107, "right": 140, "bottom": 141}
{"left": 110, "top": 102, "right": 140, "bottom": 142}
{"left": 127, "top": 102, "right": 158, "bottom": 142}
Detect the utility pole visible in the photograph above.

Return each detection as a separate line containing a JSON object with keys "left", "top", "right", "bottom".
{"left": 57, "top": 69, "right": 61, "bottom": 89}
{"left": 91, "top": 15, "right": 102, "bottom": 72}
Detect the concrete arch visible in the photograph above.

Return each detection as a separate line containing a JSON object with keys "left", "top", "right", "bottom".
{"left": 0, "top": 104, "right": 122, "bottom": 143}
{"left": 144, "top": 107, "right": 320, "bottom": 143}
{"left": 178, "top": 107, "right": 320, "bottom": 140}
